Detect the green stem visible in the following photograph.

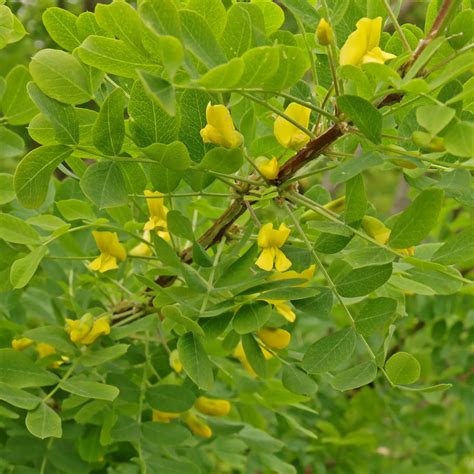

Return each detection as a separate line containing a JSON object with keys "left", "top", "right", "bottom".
{"left": 381, "top": 0, "right": 412, "bottom": 52}
{"left": 42, "top": 357, "right": 81, "bottom": 403}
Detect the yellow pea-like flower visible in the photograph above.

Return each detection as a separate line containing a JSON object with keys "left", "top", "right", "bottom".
{"left": 11, "top": 337, "right": 34, "bottom": 351}
{"left": 184, "top": 413, "right": 213, "bottom": 438}
{"left": 362, "top": 216, "right": 414, "bottom": 255}
{"left": 256, "top": 223, "right": 292, "bottom": 272}
{"left": 195, "top": 396, "right": 231, "bottom": 417}
{"left": 152, "top": 410, "right": 181, "bottom": 423}
{"left": 200, "top": 103, "right": 243, "bottom": 149}
{"left": 89, "top": 231, "right": 126, "bottom": 273}
{"left": 65, "top": 313, "right": 111, "bottom": 345}
{"left": 260, "top": 298, "right": 296, "bottom": 323}
{"left": 316, "top": 18, "right": 334, "bottom": 46}
{"left": 169, "top": 349, "right": 183, "bottom": 373}
{"left": 340, "top": 17, "right": 396, "bottom": 66}
{"left": 256, "top": 157, "right": 280, "bottom": 180}
{"left": 274, "top": 102, "right": 311, "bottom": 150}
{"left": 129, "top": 230, "right": 153, "bottom": 257}
{"left": 257, "top": 327, "right": 291, "bottom": 350}
{"left": 144, "top": 190, "right": 169, "bottom": 235}
{"left": 35, "top": 342, "right": 56, "bottom": 359}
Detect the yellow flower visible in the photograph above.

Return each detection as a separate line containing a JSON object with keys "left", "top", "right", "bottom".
{"left": 256, "top": 157, "right": 280, "bottom": 180}
{"left": 169, "top": 349, "right": 183, "bottom": 373}
{"left": 233, "top": 341, "right": 272, "bottom": 377}
{"left": 316, "top": 18, "right": 334, "bottom": 46}
{"left": 184, "top": 413, "right": 213, "bottom": 438}
{"left": 362, "top": 216, "right": 414, "bottom": 255}
{"left": 89, "top": 231, "right": 126, "bottom": 273}
{"left": 274, "top": 102, "right": 311, "bottom": 150}
{"left": 200, "top": 103, "right": 243, "bottom": 149}
{"left": 257, "top": 327, "right": 291, "bottom": 350}
{"left": 144, "top": 190, "right": 168, "bottom": 233}
{"left": 129, "top": 230, "right": 153, "bottom": 257}
{"left": 260, "top": 299, "right": 296, "bottom": 323}
{"left": 340, "top": 17, "right": 396, "bottom": 66}
{"left": 270, "top": 264, "right": 316, "bottom": 286}
{"left": 35, "top": 342, "right": 56, "bottom": 359}
{"left": 195, "top": 396, "right": 231, "bottom": 416}
{"left": 152, "top": 410, "right": 181, "bottom": 423}
{"left": 65, "top": 314, "right": 111, "bottom": 345}
{"left": 11, "top": 337, "right": 33, "bottom": 351}
{"left": 256, "top": 223, "right": 292, "bottom": 272}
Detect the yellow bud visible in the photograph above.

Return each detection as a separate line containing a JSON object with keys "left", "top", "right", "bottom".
{"left": 256, "top": 156, "right": 280, "bottom": 180}
{"left": 152, "top": 410, "right": 181, "bottom": 423}
{"left": 195, "top": 396, "right": 231, "bottom": 417}
{"left": 361, "top": 216, "right": 391, "bottom": 245}
{"left": 257, "top": 327, "right": 291, "bottom": 350}
{"left": 316, "top": 18, "right": 334, "bottom": 46}
{"left": 11, "top": 337, "right": 34, "bottom": 351}
{"left": 169, "top": 349, "right": 183, "bottom": 373}
{"left": 35, "top": 343, "right": 56, "bottom": 359}
{"left": 184, "top": 413, "right": 213, "bottom": 438}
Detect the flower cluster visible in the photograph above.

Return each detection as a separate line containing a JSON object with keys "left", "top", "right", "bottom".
{"left": 65, "top": 313, "right": 111, "bottom": 345}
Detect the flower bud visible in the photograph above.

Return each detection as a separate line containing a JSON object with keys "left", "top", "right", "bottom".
{"left": 11, "top": 337, "right": 33, "bottom": 351}
{"left": 152, "top": 410, "right": 181, "bottom": 423}
{"left": 361, "top": 216, "right": 391, "bottom": 245}
{"left": 316, "top": 18, "right": 334, "bottom": 46}
{"left": 195, "top": 396, "right": 231, "bottom": 416}
{"left": 256, "top": 156, "right": 280, "bottom": 180}
{"left": 184, "top": 413, "right": 213, "bottom": 438}
{"left": 257, "top": 327, "right": 291, "bottom": 350}
{"left": 169, "top": 349, "right": 183, "bottom": 373}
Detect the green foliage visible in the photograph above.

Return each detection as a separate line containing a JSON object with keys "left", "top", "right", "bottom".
{"left": 0, "top": 0, "right": 472, "bottom": 473}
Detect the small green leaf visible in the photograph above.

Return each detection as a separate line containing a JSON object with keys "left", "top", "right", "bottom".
{"left": 344, "top": 174, "right": 367, "bottom": 224}
{"left": 81, "top": 345, "right": 129, "bottom": 367}
{"left": 389, "top": 189, "right": 444, "bottom": 248}
{"left": 177, "top": 332, "right": 214, "bottom": 390}
{"left": 354, "top": 297, "right": 397, "bottom": 336}
{"left": 282, "top": 365, "right": 318, "bottom": 395}
{"left": 199, "top": 147, "right": 244, "bottom": 174}
{"left": 198, "top": 58, "right": 245, "bottom": 88}
{"left": 0, "top": 382, "right": 41, "bottom": 409}
{"left": 192, "top": 242, "right": 213, "bottom": 267}
{"left": 336, "top": 263, "right": 393, "bottom": 298}
{"left": 336, "top": 95, "right": 382, "bottom": 143}
{"left": 0, "top": 173, "right": 14, "bottom": 205}
{"left": 10, "top": 246, "right": 48, "bottom": 289}
{"left": 167, "top": 210, "right": 194, "bottom": 241}
{"left": 242, "top": 334, "right": 267, "bottom": 377}
{"left": 416, "top": 104, "right": 455, "bottom": 135}
{"left": 144, "top": 141, "right": 190, "bottom": 171}
{"left": 92, "top": 88, "right": 125, "bottom": 156}
{"left": 146, "top": 384, "right": 196, "bottom": 413}
{"left": 0, "top": 349, "right": 58, "bottom": 388}
{"left": 385, "top": 352, "right": 421, "bottom": 385}
{"left": 161, "top": 305, "right": 204, "bottom": 336}
{"left": 138, "top": 70, "right": 176, "bottom": 117}
{"left": 42, "top": 7, "right": 81, "bottom": 51}
{"left": 233, "top": 301, "right": 272, "bottom": 334}
{"left": 60, "top": 379, "right": 120, "bottom": 401}
{"left": 0, "top": 126, "right": 25, "bottom": 159}
{"left": 432, "top": 226, "right": 474, "bottom": 265}
{"left": 0, "top": 214, "right": 40, "bottom": 245}
{"left": 444, "top": 122, "right": 474, "bottom": 158}
{"left": 26, "top": 403, "right": 62, "bottom": 439}
{"left": 80, "top": 161, "right": 128, "bottom": 208}
{"left": 302, "top": 328, "right": 357, "bottom": 374}
{"left": 331, "top": 361, "right": 377, "bottom": 391}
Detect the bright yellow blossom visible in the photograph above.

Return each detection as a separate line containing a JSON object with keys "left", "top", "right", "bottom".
{"left": 200, "top": 103, "right": 243, "bottom": 149}
{"left": 129, "top": 230, "right": 153, "bottom": 257}
{"left": 256, "top": 157, "right": 280, "bottom": 180}
{"left": 316, "top": 18, "right": 334, "bottom": 46}
{"left": 11, "top": 337, "right": 33, "bottom": 351}
{"left": 362, "top": 216, "right": 414, "bottom": 255}
{"left": 35, "top": 342, "right": 56, "bottom": 359}
{"left": 144, "top": 190, "right": 168, "bottom": 236}
{"left": 274, "top": 102, "right": 311, "bottom": 150}
{"left": 89, "top": 231, "right": 126, "bottom": 273}
{"left": 340, "top": 17, "right": 396, "bottom": 66}
{"left": 184, "top": 413, "right": 213, "bottom": 438}
{"left": 261, "top": 299, "right": 296, "bottom": 323}
{"left": 257, "top": 327, "right": 291, "bottom": 350}
{"left": 195, "top": 396, "right": 231, "bottom": 417}
{"left": 169, "top": 349, "right": 183, "bottom": 373}
{"left": 256, "top": 223, "right": 292, "bottom": 272}
{"left": 152, "top": 410, "right": 181, "bottom": 423}
{"left": 65, "top": 313, "right": 111, "bottom": 345}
